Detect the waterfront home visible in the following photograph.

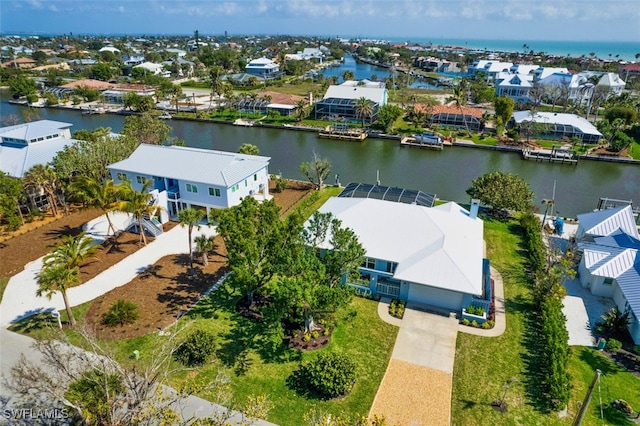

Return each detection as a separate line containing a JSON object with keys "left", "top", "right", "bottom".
{"left": 0, "top": 120, "right": 76, "bottom": 178}
{"left": 309, "top": 190, "right": 489, "bottom": 314}
{"left": 430, "top": 105, "right": 484, "bottom": 131}
{"left": 510, "top": 111, "right": 602, "bottom": 143}
{"left": 575, "top": 205, "right": 640, "bottom": 344}
{"left": 598, "top": 72, "right": 626, "bottom": 96}
{"left": 245, "top": 57, "right": 280, "bottom": 77}
{"left": 496, "top": 74, "right": 534, "bottom": 104}
{"left": 314, "top": 80, "right": 388, "bottom": 123}
{"left": 468, "top": 60, "right": 513, "bottom": 83}
{"left": 537, "top": 72, "right": 594, "bottom": 106}
{"left": 107, "top": 144, "right": 271, "bottom": 221}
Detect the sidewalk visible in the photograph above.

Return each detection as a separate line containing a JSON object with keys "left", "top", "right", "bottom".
{"left": 0, "top": 214, "right": 217, "bottom": 327}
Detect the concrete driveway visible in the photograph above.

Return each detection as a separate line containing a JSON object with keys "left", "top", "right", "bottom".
{"left": 370, "top": 307, "right": 459, "bottom": 426}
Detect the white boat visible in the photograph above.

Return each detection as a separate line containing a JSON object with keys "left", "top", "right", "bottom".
{"left": 412, "top": 132, "right": 443, "bottom": 145}
{"left": 159, "top": 112, "right": 173, "bottom": 120}
{"left": 233, "top": 119, "right": 254, "bottom": 127}
{"left": 82, "top": 107, "right": 105, "bottom": 115}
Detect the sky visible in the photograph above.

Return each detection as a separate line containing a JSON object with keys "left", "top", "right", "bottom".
{"left": 1, "top": 0, "right": 639, "bottom": 42}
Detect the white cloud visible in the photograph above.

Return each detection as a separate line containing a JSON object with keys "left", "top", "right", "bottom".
{"left": 26, "top": 0, "right": 43, "bottom": 9}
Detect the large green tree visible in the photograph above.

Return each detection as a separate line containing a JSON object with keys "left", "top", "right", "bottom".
{"left": 8, "top": 73, "right": 38, "bottom": 99}
{"left": 23, "top": 164, "right": 61, "bottom": 217}
{"left": 212, "top": 197, "right": 293, "bottom": 306}
{"left": 494, "top": 95, "right": 515, "bottom": 129}
{"left": 354, "top": 96, "right": 374, "bottom": 128}
{"left": 466, "top": 171, "right": 534, "bottom": 215}
{"left": 122, "top": 113, "right": 171, "bottom": 145}
{"left": 0, "top": 171, "right": 25, "bottom": 230}
{"left": 375, "top": 104, "right": 404, "bottom": 133}
{"left": 238, "top": 143, "right": 260, "bottom": 156}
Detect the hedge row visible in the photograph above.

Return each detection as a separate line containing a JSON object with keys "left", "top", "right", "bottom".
{"left": 519, "top": 212, "right": 546, "bottom": 275}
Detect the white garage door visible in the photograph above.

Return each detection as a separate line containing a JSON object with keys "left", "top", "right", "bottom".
{"left": 407, "top": 284, "right": 463, "bottom": 311}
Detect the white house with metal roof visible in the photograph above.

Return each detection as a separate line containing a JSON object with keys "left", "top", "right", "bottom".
{"left": 0, "top": 120, "right": 76, "bottom": 178}
{"left": 311, "top": 196, "right": 487, "bottom": 312}
{"left": 314, "top": 81, "right": 388, "bottom": 123}
{"left": 107, "top": 144, "right": 271, "bottom": 221}
{"left": 245, "top": 57, "right": 279, "bottom": 77}
{"left": 511, "top": 111, "right": 603, "bottom": 143}
{"left": 576, "top": 205, "right": 640, "bottom": 344}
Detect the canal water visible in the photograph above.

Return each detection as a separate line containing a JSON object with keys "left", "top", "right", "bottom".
{"left": 319, "top": 54, "right": 442, "bottom": 90}
{"left": 1, "top": 93, "right": 638, "bottom": 217}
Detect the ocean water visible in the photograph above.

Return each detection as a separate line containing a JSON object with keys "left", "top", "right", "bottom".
{"left": 372, "top": 37, "right": 639, "bottom": 62}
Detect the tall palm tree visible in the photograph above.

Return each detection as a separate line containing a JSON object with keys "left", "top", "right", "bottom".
{"left": 354, "top": 96, "right": 374, "bottom": 128}
{"left": 44, "top": 232, "right": 99, "bottom": 275}
{"left": 37, "top": 265, "right": 80, "bottom": 327}
{"left": 68, "top": 176, "right": 120, "bottom": 237}
{"left": 117, "top": 180, "right": 160, "bottom": 246}
{"left": 342, "top": 70, "right": 355, "bottom": 82}
{"left": 178, "top": 208, "right": 205, "bottom": 270}
{"left": 451, "top": 83, "right": 471, "bottom": 137}
{"left": 23, "top": 164, "right": 60, "bottom": 216}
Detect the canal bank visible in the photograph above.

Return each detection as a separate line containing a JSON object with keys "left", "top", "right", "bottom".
{"left": 2, "top": 94, "right": 638, "bottom": 218}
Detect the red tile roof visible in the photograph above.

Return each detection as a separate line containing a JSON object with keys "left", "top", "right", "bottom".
{"left": 432, "top": 105, "right": 483, "bottom": 119}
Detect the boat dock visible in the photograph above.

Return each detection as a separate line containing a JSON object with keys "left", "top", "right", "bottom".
{"left": 522, "top": 146, "right": 578, "bottom": 165}
{"left": 318, "top": 124, "right": 367, "bottom": 141}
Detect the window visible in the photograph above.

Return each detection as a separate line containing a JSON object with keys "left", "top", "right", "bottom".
{"left": 186, "top": 183, "right": 198, "bottom": 193}
{"left": 116, "top": 172, "right": 127, "bottom": 181}
{"left": 136, "top": 176, "right": 145, "bottom": 184}
{"left": 603, "top": 277, "right": 614, "bottom": 286}
{"left": 245, "top": 179, "right": 248, "bottom": 187}
{"left": 231, "top": 184, "right": 240, "bottom": 193}
{"left": 254, "top": 174, "right": 257, "bottom": 181}
{"left": 362, "top": 258, "right": 375, "bottom": 269}
{"left": 386, "top": 262, "right": 397, "bottom": 273}
{"left": 209, "top": 187, "right": 221, "bottom": 197}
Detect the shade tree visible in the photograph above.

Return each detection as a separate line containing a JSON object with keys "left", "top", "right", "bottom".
{"left": 299, "top": 153, "right": 331, "bottom": 190}
{"left": 466, "top": 171, "right": 534, "bottom": 215}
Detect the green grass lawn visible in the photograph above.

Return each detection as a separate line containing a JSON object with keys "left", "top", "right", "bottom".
{"left": 0, "top": 277, "right": 8, "bottom": 303}
{"left": 628, "top": 141, "right": 640, "bottom": 160}
{"left": 452, "top": 217, "right": 640, "bottom": 426}
{"left": 11, "top": 292, "right": 397, "bottom": 426}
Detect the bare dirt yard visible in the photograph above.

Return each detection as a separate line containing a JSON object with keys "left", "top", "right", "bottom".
{"left": 1, "top": 181, "right": 313, "bottom": 337}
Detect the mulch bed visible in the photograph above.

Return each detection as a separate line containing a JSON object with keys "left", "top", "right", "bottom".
{"left": 286, "top": 322, "right": 332, "bottom": 351}
{"left": 84, "top": 236, "right": 228, "bottom": 340}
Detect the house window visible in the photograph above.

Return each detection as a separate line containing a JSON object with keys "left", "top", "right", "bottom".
{"left": 386, "top": 262, "right": 397, "bottom": 273}
{"left": 116, "top": 172, "right": 127, "bottom": 181}
{"left": 186, "top": 183, "right": 198, "bottom": 193}
{"left": 362, "top": 258, "right": 375, "bottom": 269}
{"left": 254, "top": 174, "right": 257, "bottom": 181}
{"left": 136, "top": 176, "right": 145, "bottom": 184}
{"left": 231, "top": 184, "right": 240, "bottom": 193}
{"left": 209, "top": 187, "right": 221, "bottom": 197}
{"left": 603, "top": 277, "right": 614, "bottom": 286}
{"left": 245, "top": 179, "right": 248, "bottom": 187}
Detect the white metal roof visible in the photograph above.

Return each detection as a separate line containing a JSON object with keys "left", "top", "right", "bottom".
{"left": 0, "top": 137, "right": 76, "bottom": 178}
{"left": 312, "top": 197, "right": 484, "bottom": 295}
{"left": 512, "top": 111, "right": 602, "bottom": 137}
{"left": 322, "top": 85, "right": 386, "bottom": 104}
{"left": 0, "top": 120, "right": 72, "bottom": 142}
{"left": 107, "top": 144, "right": 270, "bottom": 187}
{"left": 577, "top": 205, "right": 639, "bottom": 239}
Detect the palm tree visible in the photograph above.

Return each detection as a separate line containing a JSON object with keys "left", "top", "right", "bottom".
{"left": 44, "top": 232, "right": 99, "bottom": 277}
{"left": 23, "top": 164, "right": 60, "bottom": 217}
{"left": 451, "top": 83, "right": 472, "bottom": 137}
{"left": 68, "top": 176, "right": 120, "bottom": 236}
{"left": 178, "top": 208, "right": 205, "bottom": 270}
{"left": 37, "top": 265, "right": 79, "bottom": 327}
{"left": 354, "top": 96, "right": 374, "bottom": 128}
{"left": 194, "top": 234, "right": 215, "bottom": 266}
{"left": 293, "top": 99, "right": 308, "bottom": 122}
{"left": 342, "top": 70, "right": 355, "bottom": 82}
{"left": 117, "top": 180, "right": 160, "bottom": 246}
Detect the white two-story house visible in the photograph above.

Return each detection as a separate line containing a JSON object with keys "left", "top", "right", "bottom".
{"left": 107, "top": 144, "right": 271, "bottom": 222}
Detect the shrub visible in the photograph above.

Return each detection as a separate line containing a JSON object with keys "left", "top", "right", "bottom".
{"left": 388, "top": 299, "right": 406, "bottom": 319}
{"left": 274, "top": 177, "right": 288, "bottom": 193}
{"left": 291, "top": 352, "right": 357, "bottom": 398}
{"left": 461, "top": 318, "right": 470, "bottom": 326}
{"left": 471, "top": 320, "right": 479, "bottom": 328}
{"left": 597, "top": 308, "right": 631, "bottom": 340}
{"left": 481, "top": 321, "right": 491, "bottom": 329}
{"left": 174, "top": 329, "right": 216, "bottom": 367}
{"left": 465, "top": 305, "right": 485, "bottom": 316}
{"left": 102, "top": 300, "right": 139, "bottom": 327}
{"left": 486, "top": 320, "right": 495, "bottom": 328}
{"left": 606, "top": 338, "right": 622, "bottom": 352}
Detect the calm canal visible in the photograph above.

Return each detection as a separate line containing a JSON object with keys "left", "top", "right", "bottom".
{"left": 1, "top": 92, "right": 638, "bottom": 217}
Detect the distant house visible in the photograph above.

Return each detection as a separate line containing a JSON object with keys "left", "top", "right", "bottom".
{"left": 496, "top": 74, "right": 534, "bottom": 104}
{"left": 1, "top": 57, "right": 37, "bottom": 69}
{"left": 620, "top": 63, "right": 640, "bottom": 80}
{"left": 309, "top": 192, "right": 488, "bottom": 313}
{"left": 576, "top": 205, "right": 640, "bottom": 344}
{"left": 314, "top": 80, "right": 388, "bottom": 123}
{"left": 134, "top": 62, "right": 170, "bottom": 78}
{"left": 107, "top": 144, "right": 271, "bottom": 221}
{"left": 510, "top": 111, "right": 602, "bottom": 143}
{"left": 430, "top": 105, "right": 484, "bottom": 131}
{"left": 598, "top": 72, "right": 626, "bottom": 95}
{"left": 468, "top": 60, "right": 513, "bottom": 83}
{"left": 245, "top": 57, "right": 279, "bottom": 77}
{"left": 0, "top": 120, "right": 76, "bottom": 178}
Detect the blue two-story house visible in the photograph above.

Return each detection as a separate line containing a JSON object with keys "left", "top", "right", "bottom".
{"left": 107, "top": 144, "right": 271, "bottom": 222}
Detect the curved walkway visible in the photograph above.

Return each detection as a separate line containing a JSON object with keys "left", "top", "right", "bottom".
{"left": 0, "top": 214, "right": 217, "bottom": 327}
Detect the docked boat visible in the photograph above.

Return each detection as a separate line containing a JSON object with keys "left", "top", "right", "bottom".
{"left": 233, "top": 119, "right": 254, "bottom": 127}
{"left": 159, "top": 112, "right": 173, "bottom": 119}
{"left": 412, "top": 132, "right": 443, "bottom": 146}
{"left": 82, "top": 107, "right": 106, "bottom": 115}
